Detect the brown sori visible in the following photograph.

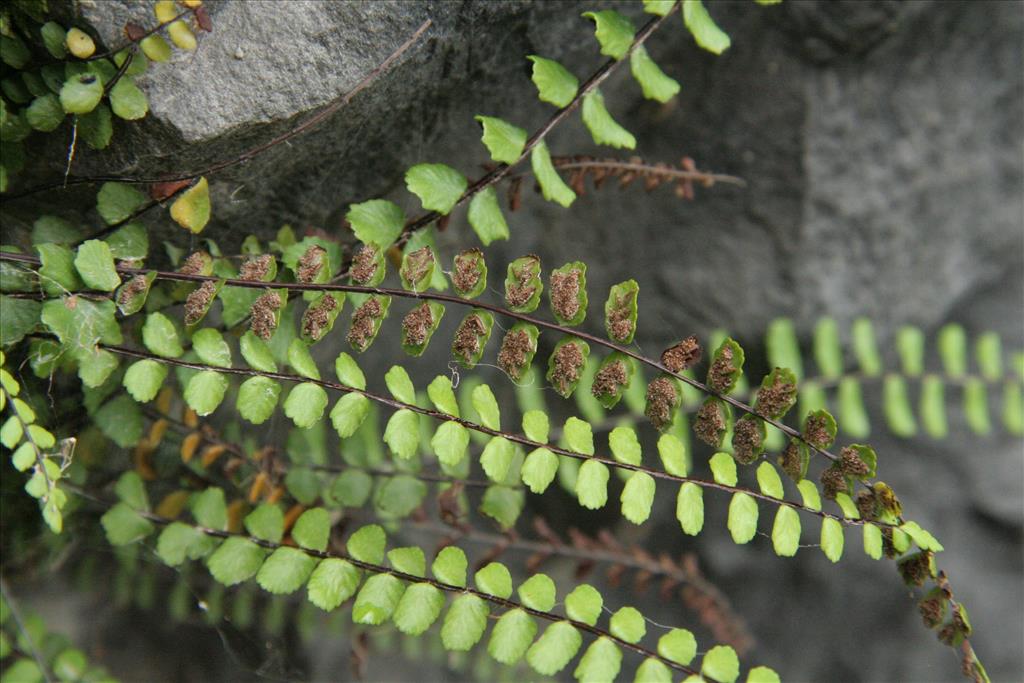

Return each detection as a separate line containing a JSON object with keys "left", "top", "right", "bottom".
{"left": 178, "top": 251, "right": 208, "bottom": 275}
{"left": 498, "top": 329, "right": 533, "bottom": 377}
{"left": 117, "top": 274, "right": 148, "bottom": 307}
{"left": 731, "top": 417, "right": 763, "bottom": 465}
{"left": 592, "top": 360, "right": 627, "bottom": 400}
{"left": 506, "top": 260, "right": 537, "bottom": 308}
{"left": 778, "top": 441, "right": 802, "bottom": 481}
{"left": 838, "top": 446, "right": 870, "bottom": 477}
{"left": 694, "top": 399, "right": 727, "bottom": 447}
{"left": 453, "top": 314, "right": 487, "bottom": 363}
{"left": 661, "top": 335, "right": 701, "bottom": 373}
{"left": 803, "top": 412, "right": 833, "bottom": 449}
{"left": 644, "top": 377, "right": 678, "bottom": 430}
{"left": 184, "top": 280, "right": 217, "bottom": 325}
{"left": 297, "top": 245, "right": 327, "bottom": 283}
{"left": 453, "top": 253, "right": 482, "bottom": 293}
{"left": 239, "top": 253, "right": 273, "bottom": 281}
{"left": 402, "top": 302, "right": 434, "bottom": 347}
{"left": 708, "top": 344, "right": 737, "bottom": 393}
{"left": 606, "top": 292, "right": 634, "bottom": 342}
{"left": 303, "top": 295, "right": 338, "bottom": 340}
{"left": 350, "top": 245, "right": 380, "bottom": 285}
{"left": 550, "top": 342, "right": 585, "bottom": 394}
{"left": 348, "top": 297, "right": 383, "bottom": 349}
{"left": 820, "top": 465, "right": 848, "bottom": 500}
{"left": 550, "top": 269, "right": 582, "bottom": 321}
{"left": 755, "top": 371, "right": 797, "bottom": 418}
{"left": 250, "top": 291, "right": 283, "bottom": 340}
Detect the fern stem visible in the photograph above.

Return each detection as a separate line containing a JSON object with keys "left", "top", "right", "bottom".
{"left": 93, "top": 340, "right": 894, "bottom": 531}
{"left": 394, "top": 3, "right": 683, "bottom": 249}
{"left": 119, "top": 508, "right": 704, "bottom": 678}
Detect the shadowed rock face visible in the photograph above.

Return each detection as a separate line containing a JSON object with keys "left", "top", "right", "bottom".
{"left": 11, "top": 0, "right": 1022, "bottom": 680}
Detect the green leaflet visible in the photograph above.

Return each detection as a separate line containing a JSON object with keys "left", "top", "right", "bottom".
{"left": 123, "top": 359, "right": 167, "bottom": 403}
{"left": 432, "top": 546, "right": 468, "bottom": 587}
{"left": 237, "top": 376, "right": 280, "bottom": 425}
{"left": 574, "top": 637, "right": 621, "bottom": 683}
{"left": 527, "top": 621, "right": 582, "bottom": 676}
{"left": 883, "top": 374, "right": 917, "bottom": 436}
{"left": 766, "top": 317, "right": 804, "bottom": 380}
{"left": 471, "top": 383, "right": 500, "bottom": 430}
{"left": 583, "top": 10, "right": 635, "bottom": 60}
{"left": 683, "top": 0, "right": 731, "bottom": 55}
{"left": 650, "top": 430, "right": 685, "bottom": 474}
{"left": 334, "top": 351, "right": 365, "bottom": 389}
{"left": 528, "top": 55, "right": 579, "bottom": 108}
{"left": 975, "top": 331, "right": 1002, "bottom": 381}
{"left": 771, "top": 506, "right": 801, "bottom": 557}
{"left": 920, "top": 375, "right": 948, "bottom": 438}
{"left": 480, "top": 436, "right": 516, "bottom": 482}
{"left": 609, "top": 425, "right": 641, "bottom": 465}
{"left": 852, "top": 317, "right": 882, "bottom": 376}
{"left": 838, "top": 377, "right": 870, "bottom": 438}
{"left": 756, "top": 462, "right": 785, "bottom": 499}
{"left": 747, "top": 666, "right": 782, "bottom": 683}
{"left": 938, "top": 323, "right": 967, "bottom": 377}
{"left": 156, "top": 522, "right": 209, "bottom": 566}
{"left": 307, "top": 558, "right": 361, "bottom": 611}
{"left": 630, "top": 46, "right": 680, "bottom": 103}
{"left": 256, "top": 547, "right": 317, "bottom": 595}
{"left": 347, "top": 199, "right": 405, "bottom": 248}
{"left": 488, "top": 608, "right": 537, "bottom": 664}
{"left": 709, "top": 451, "right": 737, "bottom": 486}
{"left": 393, "top": 583, "right": 444, "bottom": 635}
{"left": 820, "top": 517, "right": 844, "bottom": 563}
{"left": 676, "top": 482, "right": 704, "bottom": 535}
{"left": 331, "top": 469, "right": 373, "bottom": 508}
{"left": 384, "top": 409, "right": 419, "bottom": 460}
{"left": 283, "top": 382, "right": 328, "bottom": 428}
{"left": 142, "top": 313, "right": 183, "bottom": 358}
{"left": 863, "top": 524, "right": 883, "bottom": 560}
{"left": 521, "top": 447, "right": 558, "bottom": 494}
{"left": 576, "top": 459, "right": 610, "bottom": 510}
{"left": 346, "top": 524, "right": 385, "bottom": 564}
{"left": 244, "top": 504, "right": 284, "bottom": 543}
{"left": 193, "top": 328, "right": 232, "bottom": 368}
{"left": 353, "top": 573, "right": 404, "bottom": 624}
{"left": 467, "top": 186, "right": 510, "bottom": 246}
{"left": 475, "top": 115, "right": 527, "bottom": 164}
{"left": 530, "top": 140, "right": 576, "bottom": 207}
{"left": 658, "top": 628, "right": 697, "bottom": 665}
{"left": 963, "top": 378, "right": 991, "bottom": 435}
{"left": 727, "top": 492, "right": 758, "bottom": 544}
{"left": 60, "top": 73, "right": 102, "bottom": 114}
{"left": 74, "top": 239, "right": 121, "bottom": 291}
{"left": 386, "top": 546, "right": 425, "bottom": 576}
{"left": 36, "top": 243, "right": 82, "bottom": 295}
{"left": 292, "top": 508, "right": 329, "bottom": 551}
{"left": 385, "top": 365, "right": 416, "bottom": 404}
{"left": 100, "top": 502, "right": 154, "bottom": 546}
{"left": 114, "top": 472, "right": 149, "bottom": 511}
{"left": 25, "top": 94, "right": 64, "bottom": 132}
{"left": 207, "top": 537, "right": 266, "bottom": 586}
{"left": 581, "top": 89, "right": 635, "bottom": 150}
{"left": 405, "top": 163, "right": 467, "bottom": 214}
{"left": 109, "top": 77, "right": 149, "bottom": 120}
{"left": 432, "top": 420, "right": 469, "bottom": 466}
{"left": 621, "top": 472, "right": 655, "bottom": 524}
{"left": 96, "top": 182, "right": 147, "bottom": 225}
{"left": 701, "top": 644, "right": 740, "bottom": 683}
{"left": 565, "top": 583, "right": 602, "bottom": 626}
{"left": 330, "top": 392, "right": 370, "bottom": 438}
{"left": 896, "top": 325, "right": 925, "bottom": 376}
{"left": 562, "top": 416, "right": 594, "bottom": 455}
{"left": 399, "top": 246, "right": 436, "bottom": 291}
{"left": 107, "top": 222, "right": 147, "bottom": 258}
{"left": 475, "top": 561, "right": 513, "bottom": 599}
{"left": 184, "top": 370, "right": 229, "bottom": 416}
{"left": 441, "top": 594, "right": 489, "bottom": 651}
{"left": 610, "top": 606, "right": 645, "bottom": 643}
{"left": 635, "top": 658, "right": 672, "bottom": 683}
{"left": 797, "top": 479, "right": 822, "bottom": 511}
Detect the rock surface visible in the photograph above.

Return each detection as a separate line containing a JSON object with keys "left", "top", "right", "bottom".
{"left": 9, "top": 0, "right": 1023, "bottom": 681}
